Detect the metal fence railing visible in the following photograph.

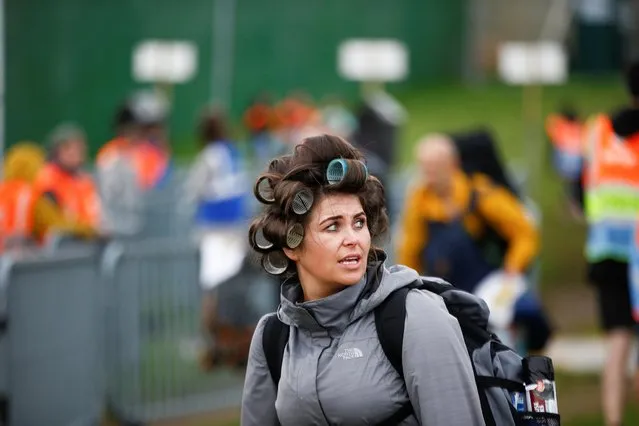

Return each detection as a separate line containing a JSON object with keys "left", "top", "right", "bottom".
{"left": 0, "top": 249, "right": 104, "bottom": 426}
{"left": 102, "top": 238, "right": 248, "bottom": 423}
{"left": 0, "top": 238, "right": 270, "bottom": 425}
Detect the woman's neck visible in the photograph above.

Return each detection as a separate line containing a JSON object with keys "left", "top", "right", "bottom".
{"left": 298, "top": 271, "right": 345, "bottom": 302}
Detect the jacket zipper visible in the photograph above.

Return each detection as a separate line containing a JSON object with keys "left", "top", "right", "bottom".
{"left": 316, "top": 336, "right": 333, "bottom": 426}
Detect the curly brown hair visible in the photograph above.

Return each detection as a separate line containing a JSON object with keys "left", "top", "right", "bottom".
{"left": 248, "top": 134, "right": 389, "bottom": 276}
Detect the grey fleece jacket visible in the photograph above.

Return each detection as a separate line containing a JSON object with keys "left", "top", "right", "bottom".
{"left": 241, "top": 260, "right": 485, "bottom": 426}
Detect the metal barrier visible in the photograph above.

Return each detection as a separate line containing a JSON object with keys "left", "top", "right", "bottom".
{"left": 0, "top": 249, "right": 104, "bottom": 426}
{"left": 102, "top": 238, "right": 246, "bottom": 423}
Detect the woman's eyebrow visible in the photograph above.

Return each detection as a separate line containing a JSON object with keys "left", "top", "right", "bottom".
{"left": 319, "top": 215, "right": 342, "bottom": 225}
{"left": 319, "top": 211, "right": 366, "bottom": 225}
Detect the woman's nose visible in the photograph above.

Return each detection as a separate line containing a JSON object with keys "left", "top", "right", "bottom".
{"left": 342, "top": 228, "right": 359, "bottom": 246}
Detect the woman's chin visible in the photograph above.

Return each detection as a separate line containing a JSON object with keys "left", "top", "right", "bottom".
{"left": 336, "top": 271, "right": 365, "bottom": 287}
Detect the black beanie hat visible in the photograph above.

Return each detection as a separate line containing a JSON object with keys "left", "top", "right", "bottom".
{"left": 627, "top": 62, "right": 639, "bottom": 97}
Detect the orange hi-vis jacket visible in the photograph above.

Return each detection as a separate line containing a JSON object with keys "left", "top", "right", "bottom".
{"left": 545, "top": 114, "right": 585, "bottom": 180}
{"left": 33, "top": 164, "right": 101, "bottom": 227}
{"left": 0, "top": 180, "right": 37, "bottom": 250}
{"left": 97, "top": 137, "right": 169, "bottom": 189}
{"left": 546, "top": 114, "right": 584, "bottom": 155}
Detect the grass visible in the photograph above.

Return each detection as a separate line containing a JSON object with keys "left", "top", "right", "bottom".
{"left": 391, "top": 76, "right": 627, "bottom": 289}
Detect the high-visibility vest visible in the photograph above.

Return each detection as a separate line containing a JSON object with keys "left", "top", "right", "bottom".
{"left": 584, "top": 114, "right": 639, "bottom": 261}
{"left": 33, "top": 164, "right": 101, "bottom": 227}
{"left": 0, "top": 180, "right": 36, "bottom": 251}
{"left": 545, "top": 114, "right": 585, "bottom": 180}
{"left": 97, "top": 138, "right": 169, "bottom": 190}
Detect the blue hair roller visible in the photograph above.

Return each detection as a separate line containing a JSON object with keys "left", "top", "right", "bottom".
{"left": 326, "top": 158, "right": 368, "bottom": 184}
{"left": 326, "top": 158, "right": 347, "bottom": 184}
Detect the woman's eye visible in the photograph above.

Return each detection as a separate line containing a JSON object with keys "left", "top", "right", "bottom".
{"left": 355, "top": 219, "right": 366, "bottom": 228}
{"left": 326, "top": 223, "right": 338, "bottom": 232}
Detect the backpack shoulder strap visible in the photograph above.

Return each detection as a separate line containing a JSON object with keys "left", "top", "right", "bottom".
{"left": 374, "top": 279, "right": 447, "bottom": 375}
{"left": 262, "top": 314, "right": 289, "bottom": 386}
{"left": 373, "top": 285, "right": 419, "bottom": 426}
{"left": 374, "top": 286, "right": 411, "bottom": 377}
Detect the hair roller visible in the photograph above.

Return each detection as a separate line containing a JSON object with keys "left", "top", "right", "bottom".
{"left": 262, "top": 250, "right": 289, "bottom": 275}
{"left": 254, "top": 175, "right": 276, "bottom": 204}
{"left": 326, "top": 158, "right": 368, "bottom": 186}
{"left": 286, "top": 223, "right": 304, "bottom": 249}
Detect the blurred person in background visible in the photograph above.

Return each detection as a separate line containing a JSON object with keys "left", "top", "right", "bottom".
{"left": 33, "top": 123, "right": 101, "bottom": 237}
{"left": 182, "top": 106, "right": 255, "bottom": 371}
{"left": 351, "top": 85, "right": 407, "bottom": 209}
{"left": 545, "top": 106, "right": 586, "bottom": 219}
{"left": 273, "top": 91, "right": 321, "bottom": 147}
{"left": 98, "top": 90, "right": 171, "bottom": 191}
{"left": 96, "top": 102, "right": 145, "bottom": 236}
{"left": 320, "top": 94, "right": 357, "bottom": 139}
{"left": 133, "top": 90, "right": 173, "bottom": 189}
{"left": 243, "top": 92, "right": 286, "bottom": 166}
{"left": 396, "top": 134, "right": 551, "bottom": 353}
{"left": 96, "top": 91, "right": 172, "bottom": 236}
{"left": 585, "top": 61, "right": 639, "bottom": 426}
{"left": 243, "top": 93, "right": 273, "bottom": 141}
{"left": 0, "top": 142, "right": 96, "bottom": 251}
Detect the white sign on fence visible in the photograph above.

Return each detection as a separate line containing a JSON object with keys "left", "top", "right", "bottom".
{"left": 133, "top": 40, "right": 198, "bottom": 84}
{"left": 338, "top": 39, "right": 409, "bottom": 82}
{"left": 497, "top": 41, "right": 567, "bottom": 85}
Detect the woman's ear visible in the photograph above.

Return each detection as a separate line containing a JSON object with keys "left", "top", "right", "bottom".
{"left": 283, "top": 247, "right": 299, "bottom": 262}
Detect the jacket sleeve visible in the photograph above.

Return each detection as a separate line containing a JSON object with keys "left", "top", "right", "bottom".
{"left": 241, "top": 315, "right": 281, "bottom": 426}
{"left": 402, "top": 290, "right": 486, "bottom": 426}
{"left": 474, "top": 178, "right": 539, "bottom": 274}
{"left": 396, "top": 184, "right": 427, "bottom": 273}
{"left": 32, "top": 197, "right": 97, "bottom": 241}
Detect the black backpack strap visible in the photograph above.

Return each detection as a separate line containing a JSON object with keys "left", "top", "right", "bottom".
{"left": 374, "top": 279, "right": 447, "bottom": 374}
{"left": 374, "top": 286, "right": 411, "bottom": 377}
{"left": 476, "top": 376, "right": 525, "bottom": 393}
{"left": 262, "top": 314, "right": 289, "bottom": 385}
{"left": 467, "top": 186, "right": 481, "bottom": 213}
{"left": 374, "top": 285, "right": 416, "bottom": 426}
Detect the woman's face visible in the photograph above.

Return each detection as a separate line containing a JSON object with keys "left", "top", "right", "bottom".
{"left": 285, "top": 193, "right": 371, "bottom": 300}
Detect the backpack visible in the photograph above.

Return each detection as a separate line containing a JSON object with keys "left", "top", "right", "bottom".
{"left": 450, "top": 128, "right": 521, "bottom": 199}
{"left": 447, "top": 129, "right": 524, "bottom": 268}
{"left": 262, "top": 277, "right": 560, "bottom": 426}
{"left": 465, "top": 185, "right": 511, "bottom": 269}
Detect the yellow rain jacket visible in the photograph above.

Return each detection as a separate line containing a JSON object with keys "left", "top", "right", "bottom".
{"left": 396, "top": 171, "right": 539, "bottom": 275}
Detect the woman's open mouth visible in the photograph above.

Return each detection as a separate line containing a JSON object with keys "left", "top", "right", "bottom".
{"left": 338, "top": 254, "right": 361, "bottom": 267}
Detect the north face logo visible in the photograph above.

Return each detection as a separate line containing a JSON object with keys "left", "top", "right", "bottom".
{"left": 336, "top": 347, "right": 364, "bottom": 360}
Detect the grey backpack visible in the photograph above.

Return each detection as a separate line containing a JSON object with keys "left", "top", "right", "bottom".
{"left": 264, "top": 277, "right": 561, "bottom": 425}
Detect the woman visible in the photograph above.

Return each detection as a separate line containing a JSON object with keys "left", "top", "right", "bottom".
{"left": 241, "top": 134, "right": 485, "bottom": 425}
